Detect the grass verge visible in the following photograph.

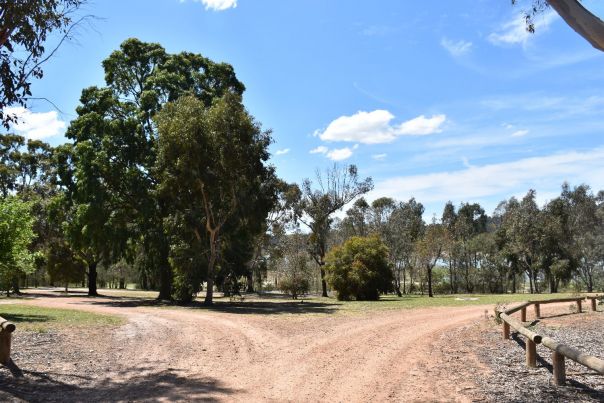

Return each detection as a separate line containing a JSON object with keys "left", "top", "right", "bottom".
{"left": 174, "top": 292, "right": 597, "bottom": 317}
{"left": 0, "top": 304, "right": 124, "bottom": 332}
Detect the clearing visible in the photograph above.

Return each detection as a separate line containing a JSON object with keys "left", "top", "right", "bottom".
{"left": 0, "top": 289, "right": 601, "bottom": 402}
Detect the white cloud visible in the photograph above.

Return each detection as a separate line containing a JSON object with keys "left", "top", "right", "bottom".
{"left": 397, "top": 114, "right": 447, "bottom": 136}
{"left": 441, "top": 38, "right": 473, "bottom": 57}
{"left": 310, "top": 145, "right": 328, "bottom": 154}
{"left": 317, "top": 110, "right": 446, "bottom": 144}
{"left": 488, "top": 11, "right": 557, "bottom": 46}
{"left": 326, "top": 147, "right": 353, "bottom": 161}
{"left": 371, "top": 148, "right": 604, "bottom": 205}
{"left": 5, "top": 107, "right": 66, "bottom": 139}
{"left": 511, "top": 129, "right": 529, "bottom": 137}
{"left": 193, "top": 0, "right": 237, "bottom": 11}
{"left": 275, "top": 148, "right": 290, "bottom": 156}
{"left": 372, "top": 153, "right": 387, "bottom": 161}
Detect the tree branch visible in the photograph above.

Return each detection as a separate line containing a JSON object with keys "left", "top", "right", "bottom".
{"left": 548, "top": 0, "right": 604, "bottom": 52}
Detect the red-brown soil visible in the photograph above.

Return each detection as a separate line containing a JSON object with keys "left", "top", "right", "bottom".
{"left": 0, "top": 291, "right": 491, "bottom": 402}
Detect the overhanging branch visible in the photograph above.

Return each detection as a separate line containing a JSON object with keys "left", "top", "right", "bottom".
{"left": 548, "top": 0, "right": 604, "bottom": 52}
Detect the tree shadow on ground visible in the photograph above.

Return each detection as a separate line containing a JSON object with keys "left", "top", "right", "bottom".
{"left": 512, "top": 334, "right": 604, "bottom": 400}
{"left": 0, "top": 313, "right": 52, "bottom": 324}
{"left": 21, "top": 290, "right": 166, "bottom": 307}
{"left": 541, "top": 311, "right": 584, "bottom": 320}
{"left": 0, "top": 363, "right": 236, "bottom": 402}
{"left": 190, "top": 300, "right": 339, "bottom": 315}
{"left": 19, "top": 290, "right": 340, "bottom": 315}
{"left": 83, "top": 298, "right": 340, "bottom": 315}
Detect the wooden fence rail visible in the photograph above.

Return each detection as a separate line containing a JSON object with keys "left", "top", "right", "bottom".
{"left": 0, "top": 316, "right": 16, "bottom": 365}
{"left": 497, "top": 295, "right": 604, "bottom": 386}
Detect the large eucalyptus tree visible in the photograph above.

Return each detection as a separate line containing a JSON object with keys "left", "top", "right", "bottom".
{"left": 154, "top": 94, "right": 276, "bottom": 305}
{"left": 65, "top": 38, "right": 245, "bottom": 299}
{"left": 298, "top": 165, "right": 373, "bottom": 297}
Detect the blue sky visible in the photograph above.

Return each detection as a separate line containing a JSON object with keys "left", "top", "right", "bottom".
{"left": 7, "top": 0, "right": 604, "bottom": 219}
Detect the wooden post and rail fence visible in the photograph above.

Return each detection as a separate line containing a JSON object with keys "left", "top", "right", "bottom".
{"left": 497, "top": 295, "right": 604, "bottom": 386}
{"left": 0, "top": 316, "right": 16, "bottom": 365}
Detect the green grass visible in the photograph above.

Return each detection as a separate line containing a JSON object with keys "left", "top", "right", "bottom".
{"left": 10, "top": 287, "right": 598, "bottom": 319}
{"left": 168, "top": 291, "right": 597, "bottom": 317}
{"left": 276, "top": 292, "right": 590, "bottom": 311}
{"left": 0, "top": 304, "right": 124, "bottom": 332}
{"left": 317, "top": 292, "right": 591, "bottom": 313}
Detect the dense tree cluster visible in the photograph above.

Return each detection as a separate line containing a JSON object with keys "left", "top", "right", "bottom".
{"left": 322, "top": 185, "right": 604, "bottom": 297}
{"left": 0, "top": 38, "right": 278, "bottom": 304}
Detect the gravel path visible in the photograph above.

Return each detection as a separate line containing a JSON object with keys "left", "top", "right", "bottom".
{"left": 447, "top": 302, "right": 604, "bottom": 402}
{"left": 0, "top": 292, "right": 490, "bottom": 402}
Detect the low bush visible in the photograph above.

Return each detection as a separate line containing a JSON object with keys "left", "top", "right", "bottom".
{"left": 325, "top": 236, "right": 392, "bottom": 301}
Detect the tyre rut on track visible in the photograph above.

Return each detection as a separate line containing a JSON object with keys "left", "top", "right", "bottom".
{"left": 10, "top": 293, "right": 488, "bottom": 402}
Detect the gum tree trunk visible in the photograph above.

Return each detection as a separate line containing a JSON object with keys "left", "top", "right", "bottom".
{"left": 88, "top": 261, "right": 98, "bottom": 296}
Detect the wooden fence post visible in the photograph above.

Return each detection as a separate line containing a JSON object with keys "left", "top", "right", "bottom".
{"left": 576, "top": 299, "right": 582, "bottom": 313}
{"left": 526, "top": 339, "right": 537, "bottom": 368}
{"left": 503, "top": 321, "right": 510, "bottom": 340}
{"left": 0, "top": 318, "right": 16, "bottom": 365}
{"left": 0, "top": 330, "right": 12, "bottom": 365}
{"left": 552, "top": 351, "right": 566, "bottom": 386}
{"left": 521, "top": 307, "right": 527, "bottom": 322}
{"left": 534, "top": 303, "right": 541, "bottom": 319}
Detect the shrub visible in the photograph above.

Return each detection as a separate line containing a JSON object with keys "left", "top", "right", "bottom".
{"left": 324, "top": 236, "right": 392, "bottom": 301}
{"left": 279, "top": 276, "right": 310, "bottom": 299}
{"left": 277, "top": 232, "right": 312, "bottom": 299}
{"left": 169, "top": 239, "right": 205, "bottom": 303}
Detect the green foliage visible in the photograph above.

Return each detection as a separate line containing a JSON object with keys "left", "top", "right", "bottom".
{"left": 279, "top": 276, "right": 310, "bottom": 300}
{"left": 325, "top": 236, "right": 392, "bottom": 301}
{"left": 299, "top": 165, "right": 373, "bottom": 297}
{"left": 0, "top": 197, "right": 36, "bottom": 292}
{"left": 63, "top": 38, "right": 248, "bottom": 299}
{"left": 165, "top": 214, "right": 206, "bottom": 303}
{"left": 46, "top": 239, "right": 85, "bottom": 289}
{"left": 0, "top": 0, "right": 85, "bottom": 127}
{"left": 155, "top": 93, "right": 276, "bottom": 304}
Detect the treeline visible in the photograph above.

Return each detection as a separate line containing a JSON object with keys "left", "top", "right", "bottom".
{"left": 266, "top": 183, "right": 604, "bottom": 300}
{"left": 326, "top": 185, "right": 604, "bottom": 296}
{"left": 1, "top": 38, "right": 603, "bottom": 302}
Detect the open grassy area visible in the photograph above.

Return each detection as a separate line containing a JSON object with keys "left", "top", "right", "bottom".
{"left": 21, "top": 287, "right": 161, "bottom": 300}
{"left": 0, "top": 304, "right": 124, "bottom": 332}
{"left": 10, "top": 287, "right": 600, "bottom": 318}
{"left": 313, "top": 292, "right": 594, "bottom": 314}
{"left": 166, "top": 291, "right": 599, "bottom": 317}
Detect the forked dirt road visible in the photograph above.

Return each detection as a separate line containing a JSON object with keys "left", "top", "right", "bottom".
{"left": 4, "top": 292, "right": 489, "bottom": 402}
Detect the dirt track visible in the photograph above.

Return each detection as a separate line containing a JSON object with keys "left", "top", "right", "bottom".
{"left": 2, "top": 292, "right": 489, "bottom": 402}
